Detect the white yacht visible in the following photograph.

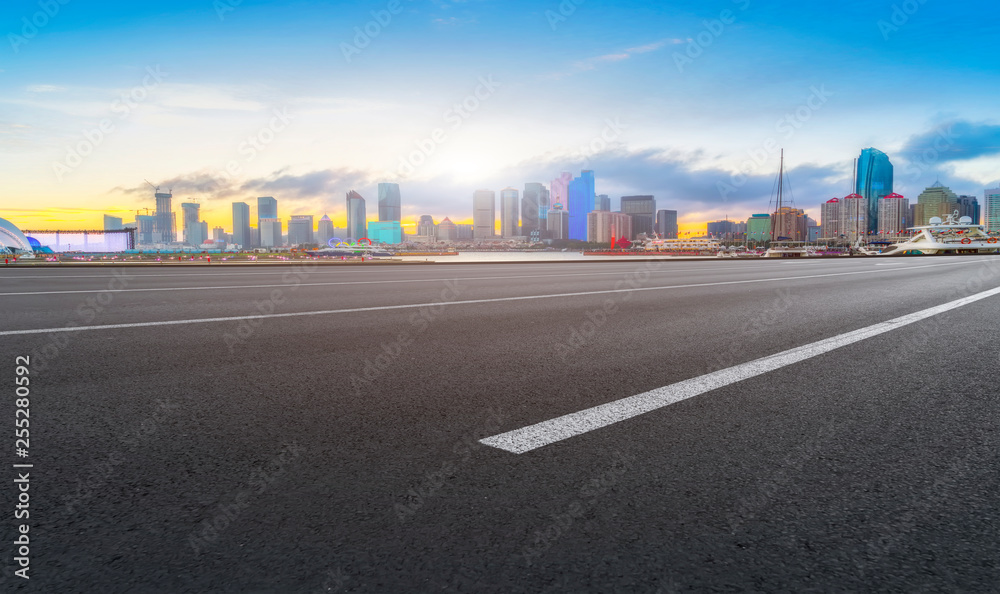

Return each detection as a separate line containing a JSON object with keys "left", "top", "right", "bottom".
{"left": 877, "top": 212, "right": 1000, "bottom": 256}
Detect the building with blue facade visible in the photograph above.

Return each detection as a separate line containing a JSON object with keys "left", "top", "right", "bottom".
{"left": 368, "top": 221, "right": 402, "bottom": 244}
{"left": 856, "top": 148, "right": 893, "bottom": 234}
{"left": 378, "top": 183, "right": 401, "bottom": 221}
{"left": 567, "top": 170, "right": 594, "bottom": 240}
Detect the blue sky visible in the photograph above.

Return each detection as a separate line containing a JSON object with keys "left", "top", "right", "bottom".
{"left": 2, "top": 0, "right": 999, "bottom": 229}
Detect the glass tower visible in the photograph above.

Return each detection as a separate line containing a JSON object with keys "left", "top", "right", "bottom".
{"left": 856, "top": 148, "right": 893, "bottom": 234}
{"left": 346, "top": 191, "right": 367, "bottom": 239}
{"left": 567, "top": 170, "right": 595, "bottom": 241}
{"left": 378, "top": 183, "right": 401, "bottom": 222}
{"left": 620, "top": 195, "right": 656, "bottom": 239}
{"left": 257, "top": 196, "right": 277, "bottom": 229}
{"left": 500, "top": 188, "right": 519, "bottom": 238}
{"left": 521, "top": 183, "right": 545, "bottom": 234}
{"left": 232, "top": 202, "right": 251, "bottom": 248}
{"left": 473, "top": 190, "right": 496, "bottom": 239}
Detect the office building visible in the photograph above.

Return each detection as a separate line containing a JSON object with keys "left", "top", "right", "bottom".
{"left": 213, "top": 226, "right": 225, "bottom": 241}
{"left": 548, "top": 204, "right": 569, "bottom": 240}
{"left": 620, "top": 195, "right": 656, "bottom": 239}
{"left": 957, "top": 195, "right": 980, "bottom": 224}
{"left": 317, "top": 214, "right": 335, "bottom": 246}
{"left": 153, "top": 190, "right": 175, "bottom": 243}
{"left": 288, "top": 215, "right": 314, "bottom": 245}
{"left": 473, "top": 190, "right": 496, "bottom": 240}
{"left": 378, "top": 183, "right": 401, "bottom": 221}
{"left": 567, "top": 170, "right": 595, "bottom": 240}
{"left": 746, "top": 214, "right": 771, "bottom": 242}
{"left": 232, "top": 202, "right": 251, "bottom": 248}
{"left": 416, "top": 215, "right": 436, "bottom": 238}
{"left": 368, "top": 221, "right": 403, "bottom": 244}
{"left": 913, "top": 182, "right": 959, "bottom": 226}
{"left": 257, "top": 196, "right": 277, "bottom": 229}
{"left": 856, "top": 148, "right": 893, "bottom": 234}
{"left": 522, "top": 183, "right": 545, "bottom": 235}
{"left": 500, "top": 188, "right": 519, "bottom": 238}
{"left": 456, "top": 224, "right": 474, "bottom": 240}
{"left": 877, "top": 193, "right": 909, "bottom": 235}
{"left": 984, "top": 186, "right": 1000, "bottom": 233}
{"left": 595, "top": 194, "right": 611, "bottom": 211}
{"left": 655, "top": 210, "right": 678, "bottom": 239}
{"left": 346, "top": 190, "right": 367, "bottom": 239}
{"left": 706, "top": 220, "right": 737, "bottom": 239}
{"left": 550, "top": 172, "right": 572, "bottom": 211}
{"left": 587, "top": 210, "right": 632, "bottom": 244}
{"left": 135, "top": 215, "right": 155, "bottom": 245}
{"left": 260, "top": 218, "right": 282, "bottom": 247}
{"left": 437, "top": 217, "right": 457, "bottom": 242}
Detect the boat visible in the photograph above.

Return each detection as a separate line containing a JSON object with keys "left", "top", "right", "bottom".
{"left": 760, "top": 149, "right": 814, "bottom": 258}
{"left": 876, "top": 212, "right": 1000, "bottom": 256}
{"left": 761, "top": 241, "right": 810, "bottom": 258}
{"left": 305, "top": 246, "right": 394, "bottom": 258}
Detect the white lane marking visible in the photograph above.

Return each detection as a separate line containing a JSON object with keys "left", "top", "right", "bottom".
{"left": 0, "top": 261, "right": 867, "bottom": 296}
{"left": 0, "top": 260, "right": 980, "bottom": 337}
{"left": 480, "top": 283, "right": 1000, "bottom": 454}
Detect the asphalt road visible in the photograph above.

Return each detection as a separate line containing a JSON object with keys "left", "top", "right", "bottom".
{"left": 2, "top": 257, "right": 999, "bottom": 593}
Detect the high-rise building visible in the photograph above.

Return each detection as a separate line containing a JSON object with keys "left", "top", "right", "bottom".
{"left": 317, "top": 214, "right": 335, "bottom": 245}
{"left": 820, "top": 198, "right": 842, "bottom": 240}
{"left": 587, "top": 210, "right": 632, "bottom": 244}
{"left": 437, "top": 217, "right": 457, "bottom": 242}
{"left": 620, "top": 195, "right": 656, "bottom": 239}
{"left": 260, "top": 218, "right": 282, "bottom": 247}
{"left": 746, "top": 214, "right": 771, "bottom": 242}
{"left": 368, "top": 221, "right": 403, "bottom": 244}
{"left": 473, "top": 190, "right": 496, "bottom": 240}
{"left": 841, "top": 193, "right": 867, "bottom": 241}
{"left": 213, "top": 226, "right": 225, "bottom": 241}
{"left": 500, "top": 188, "right": 519, "bottom": 238}
{"left": 136, "top": 215, "right": 155, "bottom": 245}
{"left": 957, "top": 195, "right": 980, "bottom": 224}
{"left": 595, "top": 194, "right": 611, "bottom": 211}
{"left": 416, "top": 215, "right": 436, "bottom": 238}
{"left": 856, "top": 148, "right": 893, "bottom": 234}
{"left": 706, "top": 220, "right": 737, "bottom": 239}
{"left": 232, "top": 202, "right": 251, "bottom": 248}
{"left": 456, "top": 224, "right": 474, "bottom": 240}
{"left": 378, "top": 183, "right": 401, "bottom": 221}
{"left": 567, "top": 170, "right": 595, "bottom": 240}
{"left": 655, "top": 210, "right": 678, "bottom": 239}
{"left": 103, "top": 215, "right": 123, "bottom": 231}
{"left": 154, "top": 190, "right": 175, "bottom": 243}
{"left": 877, "top": 193, "right": 909, "bottom": 235}
{"left": 346, "top": 190, "right": 367, "bottom": 239}
{"left": 913, "top": 182, "right": 959, "bottom": 226}
{"left": 771, "top": 207, "right": 807, "bottom": 241}
{"left": 983, "top": 186, "right": 1000, "bottom": 232}
{"left": 547, "top": 203, "right": 569, "bottom": 240}
{"left": 181, "top": 203, "right": 205, "bottom": 246}
{"left": 550, "top": 172, "right": 572, "bottom": 210}
{"left": 288, "top": 215, "right": 314, "bottom": 245}
{"left": 522, "top": 183, "right": 545, "bottom": 235}
{"left": 257, "top": 196, "right": 277, "bottom": 229}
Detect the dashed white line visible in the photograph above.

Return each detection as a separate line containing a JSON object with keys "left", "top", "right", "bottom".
{"left": 479, "top": 283, "right": 1000, "bottom": 454}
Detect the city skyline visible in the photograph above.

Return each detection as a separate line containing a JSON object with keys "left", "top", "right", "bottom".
{"left": 3, "top": 1, "right": 999, "bottom": 234}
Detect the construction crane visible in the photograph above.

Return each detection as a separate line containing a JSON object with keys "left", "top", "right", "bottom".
{"left": 144, "top": 179, "right": 159, "bottom": 192}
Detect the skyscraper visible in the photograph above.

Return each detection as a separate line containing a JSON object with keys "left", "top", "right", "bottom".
{"left": 260, "top": 218, "right": 282, "bottom": 247}
{"left": 587, "top": 210, "right": 632, "bottom": 244}
{"left": 346, "top": 190, "right": 367, "bottom": 239}
{"left": 257, "top": 196, "right": 277, "bottom": 230}
{"left": 957, "top": 195, "right": 980, "bottom": 224}
{"left": 136, "top": 215, "right": 155, "bottom": 245}
{"left": 913, "top": 182, "right": 959, "bottom": 226}
{"left": 548, "top": 203, "right": 569, "bottom": 240}
{"left": 473, "top": 190, "right": 496, "bottom": 240}
{"left": 437, "top": 217, "right": 457, "bottom": 241}
{"left": 521, "top": 183, "right": 545, "bottom": 235}
{"left": 500, "top": 188, "right": 519, "bottom": 238}
{"left": 771, "top": 207, "right": 807, "bottom": 241}
{"left": 984, "top": 186, "right": 1000, "bottom": 232}
{"left": 317, "top": 214, "right": 334, "bottom": 245}
{"left": 655, "top": 210, "right": 678, "bottom": 239}
{"left": 181, "top": 202, "right": 205, "bottom": 246}
{"left": 378, "top": 183, "right": 401, "bottom": 221}
{"left": 567, "top": 170, "right": 595, "bottom": 240}
{"left": 856, "top": 148, "right": 893, "bottom": 234}
{"left": 288, "top": 215, "right": 314, "bottom": 245}
{"left": 154, "top": 190, "right": 175, "bottom": 243}
{"left": 550, "top": 171, "right": 572, "bottom": 233}
{"left": 746, "top": 214, "right": 771, "bottom": 242}
{"left": 416, "top": 215, "right": 436, "bottom": 237}
{"left": 620, "top": 195, "right": 656, "bottom": 239}
{"left": 820, "top": 198, "right": 842, "bottom": 239}
{"left": 232, "top": 202, "right": 251, "bottom": 248}
{"left": 841, "top": 194, "right": 867, "bottom": 241}
{"left": 595, "top": 194, "right": 611, "bottom": 211}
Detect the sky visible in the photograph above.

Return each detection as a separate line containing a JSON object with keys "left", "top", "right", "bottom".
{"left": 2, "top": 0, "right": 1000, "bottom": 235}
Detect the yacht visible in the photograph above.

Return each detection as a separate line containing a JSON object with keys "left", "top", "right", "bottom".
{"left": 877, "top": 212, "right": 1000, "bottom": 256}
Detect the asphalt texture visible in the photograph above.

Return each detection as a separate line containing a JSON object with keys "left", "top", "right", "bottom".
{"left": 1, "top": 256, "right": 999, "bottom": 593}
